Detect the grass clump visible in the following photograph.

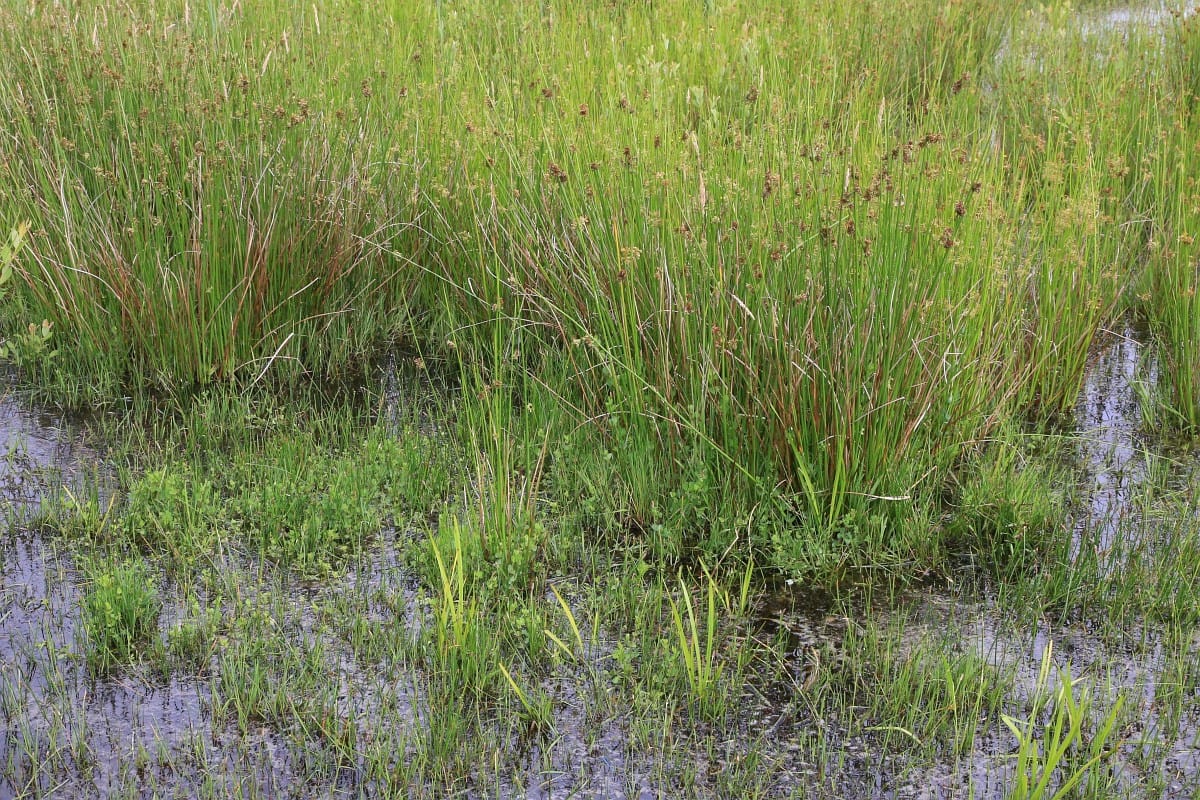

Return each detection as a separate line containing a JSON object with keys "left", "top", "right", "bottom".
{"left": 422, "top": 516, "right": 502, "bottom": 702}
{"left": 81, "top": 555, "right": 161, "bottom": 672}
{"left": 0, "top": 2, "right": 421, "bottom": 396}
{"left": 213, "top": 625, "right": 339, "bottom": 739}
{"left": 1140, "top": 112, "right": 1200, "bottom": 432}
{"left": 666, "top": 568, "right": 726, "bottom": 721}
{"left": 1002, "top": 643, "right": 1125, "bottom": 800}
{"left": 946, "top": 438, "right": 1068, "bottom": 577}
{"left": 166, "top": 599, "right": 222, "bottom": 671}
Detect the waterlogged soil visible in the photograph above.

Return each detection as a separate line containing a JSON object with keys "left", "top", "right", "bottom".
{"left": 0, "top": 386, "right": 665, "bottom": 798}
{"left": 755, "top": 327, "right": 1200, "bottom": 799}
{"left": 2, "top": 321, "right": 1198, "bottom": 799}
{"left": 756, "top": 587, "right": 1200, "bottom": 799}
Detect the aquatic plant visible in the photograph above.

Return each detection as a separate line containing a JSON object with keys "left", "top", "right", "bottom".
{"left": 0, "top": 0, "right": 1195, "bottom": 586}
{"left": 81, "top": 555, "right": 161, "bottom": 672}
{"left": 666, "top": 563, "right": 727, "bottom": 719}
{"left": 1002, "top": 643, "right": 1125, "bottom": 800}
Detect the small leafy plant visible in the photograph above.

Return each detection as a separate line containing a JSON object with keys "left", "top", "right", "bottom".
{"left": 0, "top": 224, "right": 27, "bottom": 295}
{"left": 123, "top": 466, "right": 224, "bottom": 563}
{"left": 0, "top": 318, "right": 55, "bottom": 367}
{"left": 82, "top": 556, "right": 161, "bottom": 672}
{"left": 0, "top": 224, "right": 56, "bottom": 368}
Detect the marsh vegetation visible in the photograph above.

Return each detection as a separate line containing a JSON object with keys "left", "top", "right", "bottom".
{"left": 1, "top": 0, "right": 1199, "bottom": 796}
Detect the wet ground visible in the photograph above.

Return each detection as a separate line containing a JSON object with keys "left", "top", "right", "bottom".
{"left": 2, "top": 321, "right": 1198, "bottom": 799}
{"left": 3, "top": 13, "right": 1199, "bottom": 795}
{"left": 0, "top": 384, "right": 665, "bottom": 798}
{"left": 745, "top": 326, "right": 1200, "bottom": 799}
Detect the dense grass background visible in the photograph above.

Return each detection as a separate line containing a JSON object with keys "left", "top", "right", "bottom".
{"left": 0, "top": 0, "right": 1197, "bottom": 577}
{"left": 4, "top": 5, "right": 1200, "bottom": 797}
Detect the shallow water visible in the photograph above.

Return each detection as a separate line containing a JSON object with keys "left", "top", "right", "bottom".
{"left": 747, "top": 323, "right": 1200, "bottom": 798}
{"left": 1076, "top": 327, "right": 1149, "bottom": 555}
{"left": 2, "top": 325, "right": 1198, "bottom": 798}
{"left": 0, "top": 394, "right": 301, "bottom": 798}
{"left": 3, "top": 320, "right": 1200, "bottom": 800}
{"left": 1077, "top": 1, "right": 1191, "bottom": 38}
